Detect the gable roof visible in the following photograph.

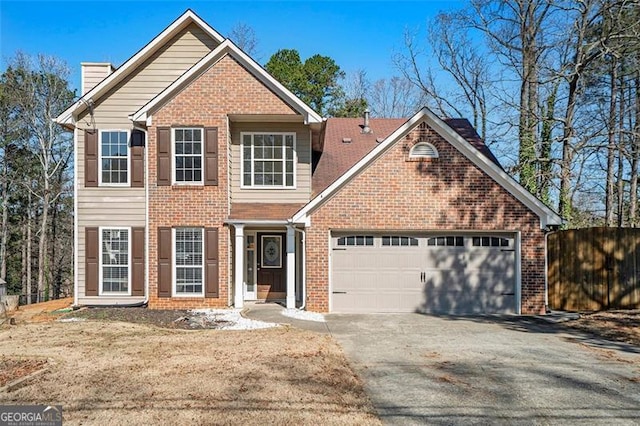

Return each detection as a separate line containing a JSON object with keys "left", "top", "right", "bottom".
{"left": 54, "top": 9, "right": 224, "bottom": 127}
{"left": 130, "top": 39, "right": 323, "bottom": 125}
{"left": 313, "top": 117, "right": 502, "bottom": 196}
{"left": 294, "top": 107, "right": 563, "bottom": 228}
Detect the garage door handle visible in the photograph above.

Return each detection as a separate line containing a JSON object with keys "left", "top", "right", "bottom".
{"left": 333, "top": 248, "right": 347, "bottom": 251}
{"left": 501, "top": 292, "right": 515, "bottom": 296}
{"left": 332, "top": 291, "right": 347, "bottom": 294}
{"left": 501, "top": 249, "right": 515, "bottom": 252}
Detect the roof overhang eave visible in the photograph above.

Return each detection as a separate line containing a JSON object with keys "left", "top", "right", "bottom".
{"left": 224, "top": 219, "right": 290, "bottom": 226}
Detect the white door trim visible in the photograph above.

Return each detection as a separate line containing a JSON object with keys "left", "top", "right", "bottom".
{"left": 244, "top": 232, "right": 257, "bottom": 300}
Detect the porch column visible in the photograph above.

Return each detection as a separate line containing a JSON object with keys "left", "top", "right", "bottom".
{"left": 234, "top": 224, "right": 244, "bottom": 309}
{"left": 286, "top": 225, "right": 296, "bottom": 309}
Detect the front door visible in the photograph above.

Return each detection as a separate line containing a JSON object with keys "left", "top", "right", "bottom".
{"left": 257, "top": 233, "right": 286, "bottom": 300}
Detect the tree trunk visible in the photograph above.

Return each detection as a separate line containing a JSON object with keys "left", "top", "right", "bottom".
{"left": 37, "top": 184, "right": 49, "bottom": 302}
{"left": 629, "top": 69, "right": 640, "bottom": 226}
{"left": 26, "top": 192, "right": 32, "bottom": 304}
{"left": 605, "top": 61, "right": 618, "bottom": 227}
{"left": 0, "top": 178, "right": 7, "bottom": 281}
{"left": 616, "top": 72, "right": 626, "bottom": 227}
{"left": 539, "top": 86, "right": 557, "bottom": 206}
{"left": 559, "top": 74, "right": 580, "bottom": 221}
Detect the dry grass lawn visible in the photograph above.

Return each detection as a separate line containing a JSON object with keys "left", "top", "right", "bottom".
{"left": 0, "top": 319, "right": 380, "bottom": 425}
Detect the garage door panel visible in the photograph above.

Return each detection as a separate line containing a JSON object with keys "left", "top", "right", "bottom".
{"left": 331, "top": 234, "right": 516, "bottom": 314}
{"left": 467, "top": 250, "right": 514, "bottom": 269}
{"left": 425, "top": 249, "right": 466, "bottom": 269}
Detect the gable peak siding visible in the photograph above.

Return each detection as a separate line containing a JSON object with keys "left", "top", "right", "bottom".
{"left": 305, "top": 122, "right": 546, "bottom": 314}
{"left": 77, "top": 23, "right": 218, "bottom": 128}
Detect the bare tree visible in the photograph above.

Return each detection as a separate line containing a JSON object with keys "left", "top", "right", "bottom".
{"left": 229, "top": 22, "right": 259, "bottom": 58}
{"left": 369, "top": 76, "right": 423, "bottom": 118}
{"left": 5, "top": 53, "right": 74, "bottom": 301}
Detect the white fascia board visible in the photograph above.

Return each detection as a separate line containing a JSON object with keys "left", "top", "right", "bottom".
{"left": 293, "top": 107, "right": 562, "bottom": 228}
{"left": 132, "top": 39, "right": 323, "bottom": 125}
{"left": 54, "top": 9, "right": 224, "bottom": 126}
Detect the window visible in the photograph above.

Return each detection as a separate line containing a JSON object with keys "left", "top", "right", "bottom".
{"left": 337, "top": 236, "right": 374, "bottom": 246}
{"left": 174, "top": 128, "right": 203, "bottom": 184}
{"left": 409, "top": 142, "right": 438, "bottom": 159}
{"left": 242, "top": 133, "right": 295, "bottom": 188}
{"left": 100, "top": 130, "right": 129, "bottom": 185}
{"left": 427, "top": 236, "right": 464, "bottom": 247}
{"left": 174, "top": 228, "right": 204, "bottom": 296}
{"left": 472, "top": 236, "right": 510, "bottom": 247}
{"left": 100, "top": 228, "right": 129, "bottom": 294}
{"left": 382, "top": 236, "right": 419, "bottom": 246}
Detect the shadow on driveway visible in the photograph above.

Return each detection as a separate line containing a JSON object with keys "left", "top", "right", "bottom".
{"left": 326, "top": 313, "right": 640, "bottom": 425}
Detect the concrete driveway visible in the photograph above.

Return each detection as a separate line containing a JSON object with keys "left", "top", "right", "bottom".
{"left": 326, "top": 314, "right": 640, "bottom": 425}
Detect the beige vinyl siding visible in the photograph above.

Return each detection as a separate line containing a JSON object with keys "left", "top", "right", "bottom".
{"left": 230, "top": 122, "right": 312, "bottom": 203}
{"left": 77, "top": 23, "right": 218, "bottom": 126}
{"left": 75, "top": 23, "right": 219, "bottom": 303}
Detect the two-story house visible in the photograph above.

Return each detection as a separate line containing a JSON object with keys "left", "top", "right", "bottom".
{"left": 55, "top": 10, "right": 561, "bottom": 315}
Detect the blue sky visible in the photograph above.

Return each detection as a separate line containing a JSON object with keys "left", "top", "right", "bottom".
{"left": 1, "top": 1, "right": 464, "bottom": 93}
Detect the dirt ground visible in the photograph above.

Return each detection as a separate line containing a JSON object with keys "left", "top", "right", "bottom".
{"left": 563, "top": 310, "right": 640, "bottom": 346}
{"left": 0, "top": 319, "right": 380, "bottom": 425}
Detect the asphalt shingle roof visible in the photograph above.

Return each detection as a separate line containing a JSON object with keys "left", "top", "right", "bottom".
{"left": 312, "top": 117, "right": 502, "bottom": 196}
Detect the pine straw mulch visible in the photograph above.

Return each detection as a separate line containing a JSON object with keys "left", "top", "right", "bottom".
{"left": 563, "top": 310, "right": 640, "bottom": 347}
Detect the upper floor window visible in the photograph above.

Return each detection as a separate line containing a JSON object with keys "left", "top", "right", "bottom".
{"left": 100, "top": 130, "right": 129, "bottom": 185}
{"left": 173, "top": 128, "right": 203, "bottom": 184}
{"left": 409, "top": 142, "right": 439, "bottom": 159}
{"left": 241, "top": 133, "right": 295, "bottom": 188}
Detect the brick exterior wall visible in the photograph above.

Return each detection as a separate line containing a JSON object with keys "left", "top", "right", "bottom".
{"left": 305, "top": 122, "right": 547, "bottom": 314}
{"left": 147, "top": 54, "right": 298, "bottom": 309}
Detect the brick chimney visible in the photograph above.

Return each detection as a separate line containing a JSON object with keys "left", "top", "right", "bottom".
{"left": 81, "top": 62, "right": 114, "bottom": 95}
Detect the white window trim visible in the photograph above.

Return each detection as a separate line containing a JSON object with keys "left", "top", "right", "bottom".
{"left": 172, "top": 227, "right": 205, "bottom": 298}
{"left": 172, "top": 128, "right": 204, "bottom": 186}
{"left": 98, "top": 129, "right": 131, "bottom": 187}
{"left": 409, "top": 142, "right": 439, "bottom": 159}
{"left": 98, "top": 226, "right": 132, "bottom": 296}
{"left": 240, "top": 132, "right": 297, "bottom": 189}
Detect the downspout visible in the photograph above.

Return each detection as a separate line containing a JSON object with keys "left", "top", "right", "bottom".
{"left": 292, "top": 225, "right": 306, "bottom": 310}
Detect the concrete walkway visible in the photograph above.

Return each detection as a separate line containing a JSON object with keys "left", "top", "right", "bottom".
{"left": 241, "top": 302, "right": 330, "bottom": 334}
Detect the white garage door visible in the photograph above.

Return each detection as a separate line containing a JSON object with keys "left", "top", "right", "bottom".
{"left": 331, "top": 234, "right": 516, "bottom": 314}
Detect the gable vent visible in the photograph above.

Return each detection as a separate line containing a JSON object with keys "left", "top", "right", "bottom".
{"left": 342, "top": 138, "right": 352, "bottom": 144}
{"left": 409, "top": 142, "right": 439, "bottom": 159}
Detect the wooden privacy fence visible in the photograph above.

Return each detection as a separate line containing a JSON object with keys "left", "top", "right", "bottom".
{"left": 548, "top": 227, "right": 640, "bottom": 311}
